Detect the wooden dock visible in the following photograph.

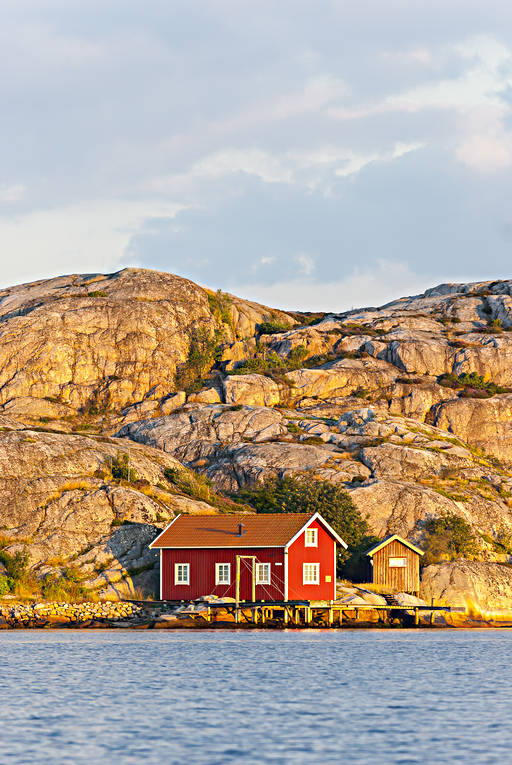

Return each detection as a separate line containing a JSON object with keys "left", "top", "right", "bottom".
{"left": 186, "top": 600, "right": 465, "bottom": 627}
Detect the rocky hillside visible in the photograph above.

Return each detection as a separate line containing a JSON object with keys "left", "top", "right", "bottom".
{"left": 3, "top": 269, "right": 512, "bottom": 603}
{"left": 0, "top": 428, "right": 239, "bottom": 598}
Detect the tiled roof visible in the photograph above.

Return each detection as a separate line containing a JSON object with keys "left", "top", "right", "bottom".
{"left": 150, "top": 513, "right": 316, "bottom": 548}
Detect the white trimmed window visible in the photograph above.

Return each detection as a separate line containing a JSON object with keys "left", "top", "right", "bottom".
{"left": 256, "top": 563, "right": 271, "bottom": 585}
{"left": 305, "top": 528, "right": 318, "bottom": 547}
{"left": 215, "top": 563, "right": 231, "bottom": 585}
{"left": 303, "top": 562, "right": 320, "bottom": 584}
{"left": 389, "top": 557, "right": 407, "bottom": 568}
{"left": 174, "top": 563, "right": 190, "bottom": 585}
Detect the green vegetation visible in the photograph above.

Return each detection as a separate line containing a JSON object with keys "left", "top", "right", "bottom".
{"left": 41, "top": 566, "right": 88, "bottom": 601}
{"left": 164, "top": 466, "right": 213, "bottom": 502}
{"left": 236, "top": 475, "right": 378, "bottom": 577}
{"left": 207, "top": 289, "right": 234, "bottom": 333}
{"left": 286, "top": 421, "right": 302, "bottom": 435}
{"left": 422, "top": 512, "right": 480, "bottom": 565}
{"left": 108, "top": 452, "right": 137, "bottom": 483}
{"left": 88, "top": 290, "right": 108, "bottom": 298}
{"left": 302, "top": 436, "right": 325, "bottom": 445}
{"left": 258, "top": 320, "right": 290, "bottom": 335}
{"left": 230, "top": 345, "right": 308, "bottom": 377}
{"left": 0, "top": 539, "right": 30, "bottom": 595}
{"left": 175, "top": 326, "right": 223, "bottom": 393}
{"left": 438, "top": 371, "right": 512, "bottom": 398}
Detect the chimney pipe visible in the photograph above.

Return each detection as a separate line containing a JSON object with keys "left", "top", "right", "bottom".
{"left": 237, "top": 522, "right": 246, "bottom": 537}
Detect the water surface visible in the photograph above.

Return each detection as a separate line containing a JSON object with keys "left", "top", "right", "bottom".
{"left": 1, "top": 629, "right": 510, "bottom": 764}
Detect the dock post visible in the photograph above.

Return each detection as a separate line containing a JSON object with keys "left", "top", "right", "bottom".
{"left": 339, "top": 608, "right": 343, "bottom": 626}
{"left": 414, "top": 607, "right": 419, "bottom": 626}
{"left": 328, "top": 608, "right": 333, "bottom": 626}
{"left": 283, "top": 607, "right": 289, "bottom": 625}
{"left": 206, "top": 606, "right": 211, "bottom": 623}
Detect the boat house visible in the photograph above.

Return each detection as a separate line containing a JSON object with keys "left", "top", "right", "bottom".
{"left": 150, "top": 512, "right": 347, "bottom": 601}
{"left": 365, "top": 535, "right": 424, "bottom": 594}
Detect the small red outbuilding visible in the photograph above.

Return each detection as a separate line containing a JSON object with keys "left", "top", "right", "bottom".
{"left": 150, "top": 512, "right": 347, "bottom": 602}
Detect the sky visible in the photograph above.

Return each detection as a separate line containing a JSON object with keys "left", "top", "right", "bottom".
{"left": 1, "top": 0, "right": 512, "bottom": 311}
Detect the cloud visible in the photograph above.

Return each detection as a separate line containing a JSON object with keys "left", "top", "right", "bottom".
{"left": 0, "top": 185, "right": 26, "bottom": 203}
{"left": 0, "top": 199, "right": 185, "bottom": 288}
{"left": 231, "top": 260, "right": 439, "bottom": 312}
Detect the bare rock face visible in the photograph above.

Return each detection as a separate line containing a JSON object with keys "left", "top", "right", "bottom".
{"left": 421, "top": 561, "right": 512, "bottom": 611}
{"left": 432, "top": 394, "right": 512, "bottom": 459}
{"left": 0, "top": 268, "right": 294, "bottom": 421}
{"left": 0, "top": 429, "right": 223, "bottom": 595}
{"left": 117, "top": 404, "right": 512, "bottom": 553}
{"left": 5, "top": 270, "right": 512, "bottom": 602}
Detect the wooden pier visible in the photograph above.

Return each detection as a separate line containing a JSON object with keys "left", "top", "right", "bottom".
{"left": 186, "top": 600, "right": 465, "bottom": 627}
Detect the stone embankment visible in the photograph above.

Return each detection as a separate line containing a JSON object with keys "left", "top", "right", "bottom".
{"left": 0, "top": 601, "right": 143, "bottom": 628}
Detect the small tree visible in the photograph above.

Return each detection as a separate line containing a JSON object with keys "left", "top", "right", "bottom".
{"left": 237, "top": 475, "right": 377, "bottom": 577}
{"left": 423, "top": 512, "right": 480, "bottom": 564}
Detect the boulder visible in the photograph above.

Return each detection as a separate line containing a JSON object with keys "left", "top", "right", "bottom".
{"left": 421, "top": 560, "right": 512, "bottom": 611}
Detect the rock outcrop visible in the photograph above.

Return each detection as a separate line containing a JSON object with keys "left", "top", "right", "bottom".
{"left": 0, "top": 428, "right": 225, "bottom": 596}
{"left": 3, "top": 270, "right": 512, "bottom": 601}
{"left": 421, "top": 561, "right": 512, "bottom": 611}
{"left": 117, "top": 404, "right": 512, "bottom": 554}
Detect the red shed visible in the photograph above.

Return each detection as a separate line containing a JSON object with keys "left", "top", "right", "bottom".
{"left": 150, "top": 512, "right": 347, "bottom": 602}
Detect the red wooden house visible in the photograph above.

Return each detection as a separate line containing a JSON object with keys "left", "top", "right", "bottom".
{"left": 150, "top": 512, "right": 347, "bottom": 602}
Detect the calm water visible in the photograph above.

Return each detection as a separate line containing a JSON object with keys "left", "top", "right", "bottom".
{"left": 1, "top": 629, "right": 511, "bottom": 764}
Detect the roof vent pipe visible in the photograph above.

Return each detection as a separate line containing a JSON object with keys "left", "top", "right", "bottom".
{"left": 237, "top": 523, "right": 246, "bottom": 537}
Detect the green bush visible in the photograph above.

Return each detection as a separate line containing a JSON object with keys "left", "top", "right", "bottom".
{"left": 231, "top": 345, "right": 308, "bottom": 377}
{"left": 175, "top": 327, "right": 222, "bottom": 393}
{"left": 207, "top": 290, "right": 234, "bottom": 332}
{"left": 237, "top": 475, "right": 373, "bottom": 576}
{"left": 0, "top": 548, "right": 29, "bottom": 581}
{"left": 422, "top": 512, "right": 480, "bottom": 564}
{"left": 258, "top": 320, "right": 290, "bottom": 335}
{"left": 163, "top": 466, "right": 212, "bottom": 502}
{"left": 88, "top": 290, "right": 108, "bottom": 298}
{"left": 0, "top": 575, "right": 12, "bottom": 596}
{"left": 286, "top": 422, "right": 302, "bottom": 435}
{"left": 109, "top": 452, "right": 137, "bottom": 482}
{"left": 438, "top": 371, "right": 511, "bottom": 397}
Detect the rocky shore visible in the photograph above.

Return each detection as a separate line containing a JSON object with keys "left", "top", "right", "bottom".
{"left": 2, "top": 593, "right": 511, "bottom": 629}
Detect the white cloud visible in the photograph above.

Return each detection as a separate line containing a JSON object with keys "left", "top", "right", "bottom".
{"left": 0, "top": 199, "right": 186, "bottom": 288}
{"left": 0, "top": 185, "right": 26, "bottom": 202}
{"left": 232, "top": 260, "right": 436, "bottom": 312}
{"left": 296, "top": 252, "right": 315, "bottom": 276}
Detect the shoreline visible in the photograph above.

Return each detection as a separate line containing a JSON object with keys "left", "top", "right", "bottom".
{"left": 3, "top": 599, "right": 512, "bottom": 630}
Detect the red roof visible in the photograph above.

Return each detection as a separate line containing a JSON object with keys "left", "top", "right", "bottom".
{"left": 150, "top": 513, "right": 317, "bottom": 548}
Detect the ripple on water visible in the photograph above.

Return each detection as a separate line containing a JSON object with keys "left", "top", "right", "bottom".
{"left": 0, "top": 629, "right": 511, "bottom": 764}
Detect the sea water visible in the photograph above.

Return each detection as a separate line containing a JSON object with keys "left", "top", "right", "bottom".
{"left": 0, "top": 629, "right": 510, "bottom": 764}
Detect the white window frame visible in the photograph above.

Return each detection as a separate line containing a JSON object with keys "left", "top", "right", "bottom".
{"left": 256, "top": 562, "right": 271, "bottom": 585}
{"left": 174, "top": 563, "right": 190, "bottom": 585}
{"left": 305, "top": 528, "right": 318, "bottom": 547}
{"left": 303, "top": 562, "right": 320, "bottom": 585}
{"left": 215, "top": 562, "right": 231, "bottom": 585}
{"left": 389, "top": 557, "right": 407, "bottom": 568}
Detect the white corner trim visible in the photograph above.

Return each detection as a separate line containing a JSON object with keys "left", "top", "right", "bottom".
{"left": 284, "top": 548, "right": 288, "bottom": 602}
{"left": 160, "top": 548, "right": 163, "bottom": 600}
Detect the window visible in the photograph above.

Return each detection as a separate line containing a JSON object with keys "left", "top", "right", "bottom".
{"left": 256, "top": 563, "right": 271, "bottom": 585}
{"left": 305, "top": 528, "right": 318, "bottom": 547}
{"left": 215, "top": 563, "right": 231, "bottom": 585}
{"left": 174, "top": 563, "right": 190, "bottom": 585}
{"left": 389, "top": 557, "right": 407, "bottom": 568}
{"left": 303, "top": 563, "right": 320, "bottom": 584}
